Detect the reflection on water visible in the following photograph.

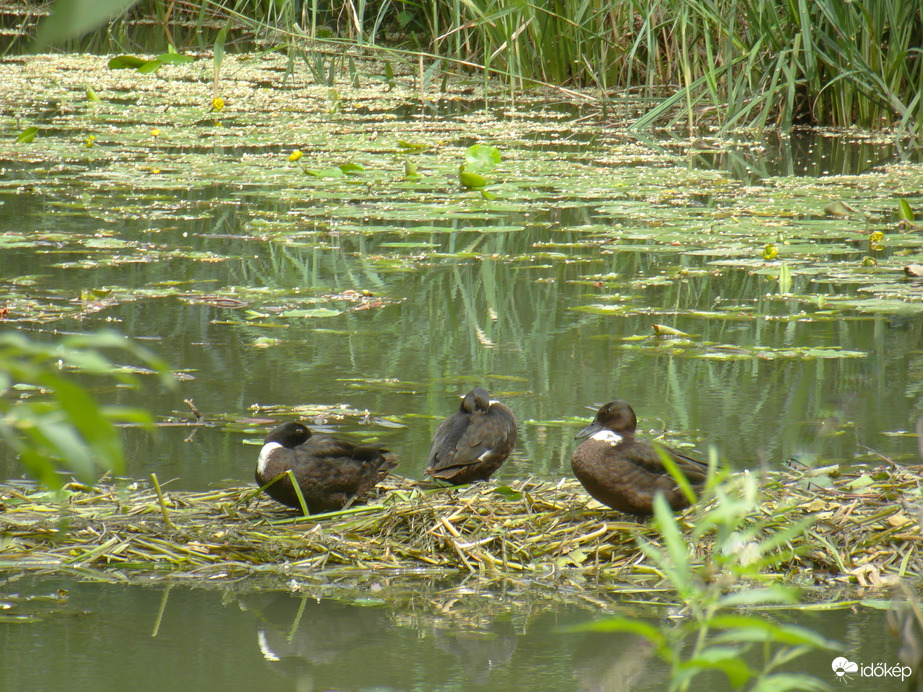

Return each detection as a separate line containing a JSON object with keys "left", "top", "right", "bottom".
{"left": 667, "top": 130, "right": 918, "bottom": 181}
{"left": 2, "top": 169, "right": 923, "bottom": 489}
{"left": 0, "top": 575, "right": 911, "bottom": 691}
{"left": 572, "top": 630, "right": 660, "bottom": 692}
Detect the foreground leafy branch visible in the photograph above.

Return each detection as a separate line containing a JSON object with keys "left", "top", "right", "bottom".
{"left": 0, "top": 330, "right": 172, "bottom": 489}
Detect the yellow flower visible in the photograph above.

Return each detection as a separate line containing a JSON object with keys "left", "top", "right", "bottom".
{"left": 212, "top": 97, "right": 225, "bottom": 111}
{"left": 762, "top": 243, "right": 778, "bottom": 261}
{"left": 150, "top": 128, "right": 160, "bottom": 137}
{"left": 288, "top": 150, "right": 303, "bottom": 162}
{"left": 84, "top": 135, "right": 96, "bottom": 148}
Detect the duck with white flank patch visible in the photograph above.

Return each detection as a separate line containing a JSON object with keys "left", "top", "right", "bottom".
{"left": 571, "top": 400, "right": 707, "bottom": 516}
{"left": 256, "top": 421, "right": 397, "bottom": 513}
{"left": 425, "top": 387, "right": 518, "bottom": 485}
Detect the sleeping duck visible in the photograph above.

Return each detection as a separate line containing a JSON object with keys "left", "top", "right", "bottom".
{"left": 425, "top": 387, "right": 517, "bottom": 485}
{"left": 256, "top": 421, "right": 397, "bottom": 513}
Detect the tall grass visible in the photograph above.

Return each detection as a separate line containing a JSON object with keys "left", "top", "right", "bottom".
{"left": 20, "top": 0, "right": 923, "bottom": 134}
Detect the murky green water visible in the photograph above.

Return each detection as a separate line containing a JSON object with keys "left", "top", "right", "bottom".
{"left": 2, "top": 171, "right": 921, "bottom": 487}
{"left": 2, "top": 52, "right": 923, "bottom": 690}
{"left": 0, "top": 575, "right": 910, "bottom": 692}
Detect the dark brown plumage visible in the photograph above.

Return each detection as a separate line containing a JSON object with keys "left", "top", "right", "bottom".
{"left": 571, "top": 400, "right": 707, "bottom": 516}
{"left": 425, "top": 388, "right": 517, "bottom": 485}
{"left": 256, "top": 421, "right": 396, "bottom": 513}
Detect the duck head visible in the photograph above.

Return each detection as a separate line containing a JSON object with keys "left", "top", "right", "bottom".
{"left": 576, "top": 400, "right": 637, "bottom": 440}
{"left": 264, "top": 421, "right": 312, "bottom": 448}
{"left": 460, "top": 387, "right": 491, "bottom": 414}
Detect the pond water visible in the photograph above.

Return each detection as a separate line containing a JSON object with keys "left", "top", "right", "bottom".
{"left": 2, "top": 53, "right": 923, "bottom": 690}
{"left": 2, "top": 142, "right": 923, "bottom": 487}
{"left": 0, "top": 574, "right": 911, "bottom": 692}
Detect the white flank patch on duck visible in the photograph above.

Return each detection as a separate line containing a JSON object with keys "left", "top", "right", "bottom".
{"left": 257, "top": 441, "right": 283, "bottom": 475}
{"left": 489, "top": 399, "right": 500, "bottom": 406}
{"left": 591, "top": 430, "right": 623, "bottom": 446}
{"left": 478, "top": 449, "right": 493, "bottom": 461}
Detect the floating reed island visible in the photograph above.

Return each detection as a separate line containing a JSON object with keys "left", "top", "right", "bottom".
{"left": 1, "top": 463, "right": 921, "bottom": 587}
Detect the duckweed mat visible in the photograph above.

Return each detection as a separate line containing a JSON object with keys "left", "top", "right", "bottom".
{"left": 1, "top": 463, "right": 921, "bottom": 590}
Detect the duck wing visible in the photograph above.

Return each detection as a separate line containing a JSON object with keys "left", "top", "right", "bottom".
{"left": 280, "top": 437, "right": 393, "bottom": 513}
{"left": 620, "top": 437, "right": 707, "bottom": 485}
{"left": 301, "top": 435, "right": 370, "bottom": 459}
{"left": 464, "top": 403, "right": 517, "bottom": 458}
{"left": 426, "top": 412, "right": 470, "bottom": 472}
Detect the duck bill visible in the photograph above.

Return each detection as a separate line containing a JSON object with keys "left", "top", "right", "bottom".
{"left": 576, "top": 420, "right": 603, "bottom": 440}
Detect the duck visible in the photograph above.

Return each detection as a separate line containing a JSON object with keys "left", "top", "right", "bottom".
{"left": 571, "top": 400, "right": 707, "bottom": 516}
{"left": 425, "top": 387, "right": 518, "bottom": 485}
{"left": 256, "top": 421, "right": 397, "bottom": 513}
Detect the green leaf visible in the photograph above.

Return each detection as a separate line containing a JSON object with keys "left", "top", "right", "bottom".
{"left": 107, "top": 55, "right": 162, "bottom": 73}
{"left": 137, "top": 59, "right": 162, "bottom": 74}
{"left": 751, "top": 674, "right": 830, "bottom": 692}
{"left": 898, "top": 198, "right": 915, "bottom": 221}
{"left": 280, "top": 308, "right": 342, "bottom": 318}
{"left": 384, "top": 61, "right": 395, "bottom": 89}
{"left": 653, "top": 443, "right": 698, "bottom": 506}
{"left": 33, "top": 0, "right": 141, "bottom": 48}
{"left": 459, "top": 164, "right": 488, "bottom": 190}
{"left": 403, "top": 161, "right": 421, "bottom": 180}
{"left": 397, "top": 140, "right": 428, "bottom": 151}
{"left": 846, "top": 474, "right": 874, "bottom": 489}
{"left": 304, "top": 167, "right": 346, "bottom": 178}
{"left": 716, "top": 586, "right": 801, "bottom": 608}
{"left": 15, "top": 127, "right": 38, "bottom": 144}
{"left": 465, "top": 144, "right": 501, "bottom": 172}
{"left": 108, "top": 55, "right": 148, "bottom": 69}
{"left": 678, "top": 647, "right": 752, "bottom": 688}
{"left": 338, "top": 162, "right": 366, "bottom": 175}
{"left": 561, "top": 616, "right": 665, "bottom": 645}
{"left": 85, "top": 85, "right": 100, "bottom": 102}
{"left": 709, "top": 618, "right": 840, "bottom": 649}
{"left": 47, "top": 376, "right": 122, "bottom": 467}
{"left": 213, "top": 23, "right": 229, "bottom": 76}
{"left": 156, "top": 52, "right": 194, "bottom": 65}
{"left": 492, "top": 485, "right": 523, "bottom": 500}
{"left": 777, "top": 263, "right": 792, "bottom": 294}
{"left": 0, "top": 330, "right": 169, "bottom": 490}
{"left": 824, "top": 200, "right": 856, "bottom": 217}
{"left": 23, "top": 418, "right": 100, "bottom": 483}
{"left": 651, "top": 492, "right": 691, "bottom": 587}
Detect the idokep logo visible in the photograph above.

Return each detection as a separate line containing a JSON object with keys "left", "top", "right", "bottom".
{"left": 831, "top": 656, "right": 912, "bottom": 683}
{"left": 831, "top": 657, "right": 858, "bottom": 680}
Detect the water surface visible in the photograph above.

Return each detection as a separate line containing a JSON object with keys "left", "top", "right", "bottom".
{"left": 0, "top": 575, "right": 909, "bottom": 692}
{"left": 2, "top": 53, "right": 923, "bottom": 691}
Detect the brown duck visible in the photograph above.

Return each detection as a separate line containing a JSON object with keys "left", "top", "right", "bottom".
{"left": 571, "top": 400, "right": 707, "bottom": 516}
{"left": 256, "top": 421, "right": 397, "bottom": 513}
{"left": 425, "top": 388, "right": 517, "bottom": 485}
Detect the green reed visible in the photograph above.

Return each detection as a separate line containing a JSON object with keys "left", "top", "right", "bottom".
{"left": 20, "top": 0, "right": 923, "bottom": 133}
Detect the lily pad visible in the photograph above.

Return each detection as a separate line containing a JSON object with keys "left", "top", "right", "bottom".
{"left": 280, "top": 308, "right": 342, "bottom": 318}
